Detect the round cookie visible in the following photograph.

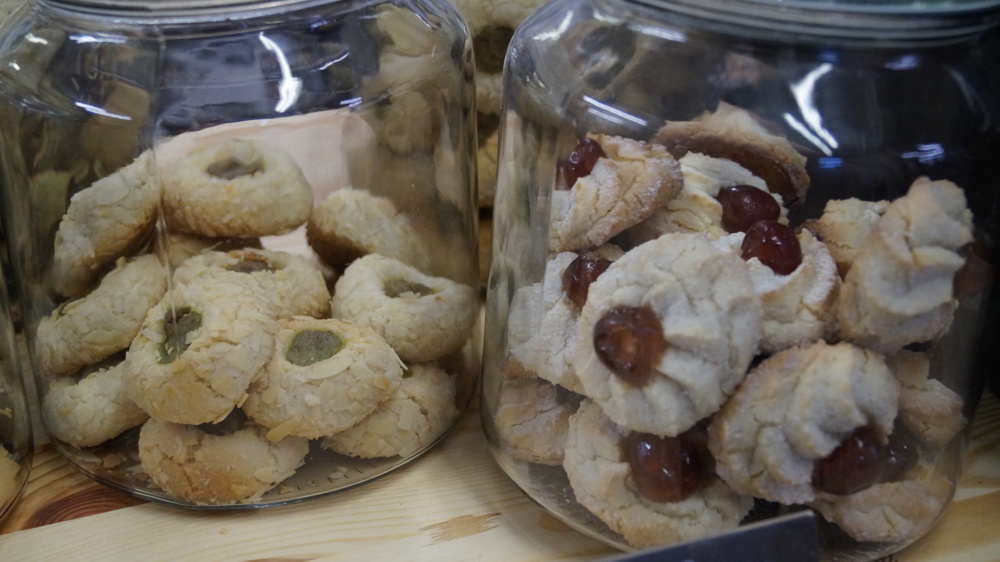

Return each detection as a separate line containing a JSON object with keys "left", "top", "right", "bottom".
{"left": 573, "top": 232, "right": 762, "bottom": 437}
{"left": 52, "top": 149, "right": 159, "bottom": 297}
{"left": 549, "top": 134, "right": 683, "bottom": 253}
{"left": 801, "top": 197, "right": 889, "bottom": 276}
{"left": 172, "top": 248, "right": 330, "bottom": 319}
{"left": 41, "top": 357, "right": 148, "bottom": 448}
{"left": 707, "top": 340, "right": 900, "bottom": 505}
{"left": 123, "top": 276, "right": 278, "bottom": 425}
{"left": 563, "top": 400, "right": 753, "bottom": 549}
{"left": 321, "top": 363, "right": 459, "bottom": 458}
{"left": 652, "top": 102, "right": 810, "bottom": 208}
{"left": 137, "top": 413, "right": 309, "bottom": 505}
{"left": 157, "top": 231, "right": 261, "bottom": 270}
{"left": 713, "top": 227, "right": 840, "bottom": 353}
{"left": 306, "top": 187, "right": 429, "bottom": 272}
{"left": 887, "top": 350, "right": 966, "bottom": 450}
{"left": 621, "top": 151, "right": 779, "bottom": 247}
{"left": 36, "top": 254, "right": 168, "bottom": 378}
{"left": 329, "top": 253, "right": 478, "bottom": 363}
{"left": 837, "top": 177, "right": 973, "bottom": 353}
{"left": 809, "top": 462, "right": 953, "bottom": 544}
{"left": 491, "top": 375, "right": 578, "bottom": 466}
{"left": 243, "top": 317, "right": 404, "bottom": 440}
{"left": 161, "top": 138, "right": 314, "bottom": 238}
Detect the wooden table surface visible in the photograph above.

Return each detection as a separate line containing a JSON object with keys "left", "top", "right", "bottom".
{"left": 1, "top": 375, "right": 997, "bottom": 561}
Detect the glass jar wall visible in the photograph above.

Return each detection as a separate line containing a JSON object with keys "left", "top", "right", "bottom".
{"left": 481, "top": 0, "right": 1000, "bottom": 558}
{"left": 0, "top": 258, "right": 31, "bottom": 523}
{"left": 0, "top": 0, "right": 479, "bottom": 508}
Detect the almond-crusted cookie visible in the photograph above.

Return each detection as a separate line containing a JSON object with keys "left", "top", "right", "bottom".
{"left": 653, "top": 102, "right": 810, "bottom": 208}
{"left": 563, "top": 400, "right": 753, "bottom": 548}
{"left": 321, "top": 363, "right": 459, "bottom": 458}
{"left": 837, "top": 177, "right": 973, "bottom": 353}
{"left": 707, "top": 341, "right": 900, "bottom": 505}
{"left": 549, "top": 134, "right": 683, "bottom": 253}
{"left": 573, "top": 232, "right": 761, "bottom": 436}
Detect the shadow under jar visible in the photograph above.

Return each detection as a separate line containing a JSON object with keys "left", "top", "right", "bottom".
{"left": 0, "top": 0, "right": 479, "bottom": 508}
{"left": 481, "top": 0, "right": 1000, "bottom": 559}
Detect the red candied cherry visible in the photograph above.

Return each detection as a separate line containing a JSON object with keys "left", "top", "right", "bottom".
{"left": 592, "top": 306, "right": 667, "bottom": 387}
{"left": 716, "top": 184, "right": 782, "bottom": 233}
{"left": 741, "top": 220, "right": 803, "bottom": 276}
{"left": 879, "top": 425, "right": 920, "bottom": 483}
{"left": 812, "top": 426, "right": 887, "bottom": 496}
{"left": 556, "top": 137, "right": 606, "bottom": 190}
{"left": 621, "top": 430, "right": 706, "bottom": 503}
{"left": 562, "top": 252, "right": 612, "bottom": 309}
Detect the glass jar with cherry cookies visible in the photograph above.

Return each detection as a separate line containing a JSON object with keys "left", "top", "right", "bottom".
{"left": 0, "top": 0, "right": 479, "bottom": 508}
{"left": 481, "top": 0, "right": 1000, "bottom": 558}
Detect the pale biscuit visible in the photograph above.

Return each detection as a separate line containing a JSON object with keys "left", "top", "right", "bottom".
{"left": 563, "top": 400, "right": 753, "bottom": 549}
{"left": 138, "top": 414, "right": 308, "bottom": 505}
{"left": 713, "top": 228, "right": 840, "bottom": 353}
{"left": 243, "top": 317, "right": 404, "bottom": 440}
{"left": 123, "top": 276, "right": 278, "bottom": 425}
{"left": 549, "top": 134, "right": 683, "bottom": 253}
{"left": 52, "top": 149, "right": 159, "bottom": 297}
{"left": 887, "top": 350, "right": 966, "bottom": 450}
{"left": 36, "top": 254, "right": 168, "bottom": 378}
{"left": 321, "top": 363, "right": 459, "bottom": 458}
{"left": 653, "top": 102, "right": 810, "bottom": 208}
{"left": 172, "top": 248, "right": 330, "bottom": 319}
{"left": 492, "top": 376, "right": 577, "bottom": 466}
{"left": 329, "top": 254, "right": 478, "bottom": 363}
{"left": 162, "top": 138, "right": 314, "bottom": 238}
{"left": 621, "top": 152, "right": 781, "bottom": 247}
{"left": 41, "top": 357, "right": 148, "bottom": 448}
{"left": 707, "top": 341, "right": 900, "bottom": 505}
{"left": 837, "top": 177, "right": 973, "bottom": 353}
{"left": 802, "top": 198, "right": 889, "bottom": 276}
{"left": 573, "top": 233, "right": 761, "bottom": 436}
{"left": 306, "top": 187, "right": 429, "bottom": 272}
{"left": 809, "top": 462, "right": 953, "bottom": 544}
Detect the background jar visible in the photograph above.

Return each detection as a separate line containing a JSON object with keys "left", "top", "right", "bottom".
{"left": 0, "top": 0, "right": 479, "bottom": 508}
{"left": 481, "top": 0, "right": 1000, "bottom": 558}
{"left": 0, "top": 250, "right": 31, "bottom": 523}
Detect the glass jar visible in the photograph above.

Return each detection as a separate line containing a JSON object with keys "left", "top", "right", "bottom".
{"left": 0, "top": 0, "right": 479, "bottom": 508}
{"left": 482, "top": 0, "right": 1000, "bottom": 558}
{"left": 0, "top": 252, "right": 31, "bottom": 523}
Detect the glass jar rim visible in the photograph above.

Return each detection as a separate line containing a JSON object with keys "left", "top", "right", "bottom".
{"left": 33, "top": 0, "right": 348, "bottom": 19}
{"left": 632, "top": 0, "right": 1000, "bottom": 41}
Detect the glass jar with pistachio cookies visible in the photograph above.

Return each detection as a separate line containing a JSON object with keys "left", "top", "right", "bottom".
{"left": 0, "top": 0, "right": 480, "bottom": 508}
{"left": 481, "top": 0, "right": 1000, "bottom": 558}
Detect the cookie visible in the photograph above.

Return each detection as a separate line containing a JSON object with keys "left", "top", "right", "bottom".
{"left": 801, "top": 197, "right": 889, "bottom": 276}
{"left": 172, "top": 248, "right": 330, "bottom": 319}
{"left": 306, "top": 187, "right": 429, "bottom": 273}
{"left": 41, "top": 356, "right": 148, "bottom": 448}
{"left": 329, "top": 253, "right": 478, "bottom": 363}
{"left": 549, "top": 134, "right": 683, "bottom": 253}
{"left": 157, "top": 231, "right": 261, "bottom": 270}
{"left": 52, "top": 149, "right": 159, "bottom": 297}
{"left": 713, "top": 227, "right": 840, "bottom": 353}
{"left": 321, "top": 363, "right": 459, "bottom": 458}
{"left": 563, "top": 400, "right": 753, "bottom": 549}
{"left": 36, "top": 254, "right": 168, "bottom": 378}
{"left": 161, "top": 138, "right": 314, "bottom": 238}
{"left": 652, "top": 102, "right": 810, "bottom": 208}
{"left": 887, "top": 350, "right": 966, "bottom": 450}
{"left": 243, "top": 317, "right": 404, "bottom": 440}
{"left": 123, "top": 276, "right": 278, "bottom": 425}
{"left": 573, "top": 232, "right": 761, "bottom": 436}
{"left": 491, "top": 375, "right": 578, "bottom": 466}
{"left": 620, "top": 152, "right": 780, "bottom": 247}
{"left": 137, "top": 412, "right": 309, "bottom": 505}
{"left": 809, "top": 462, "right": 953, "bottom": 544}
{"left": 837, "top": 177, "right": 973, "bottom": 353}
{"left": 707, "top": 341, "right": 900, "bottom": 505}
